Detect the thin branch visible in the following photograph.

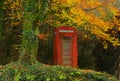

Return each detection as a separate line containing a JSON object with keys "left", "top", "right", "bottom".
{"left": 82, "top": 5, "right": 104, "bottom": 11}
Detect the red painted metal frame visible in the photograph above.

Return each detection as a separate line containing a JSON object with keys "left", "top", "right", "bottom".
{"left": 54, "top": 26, "right": 78, "bottom": 67}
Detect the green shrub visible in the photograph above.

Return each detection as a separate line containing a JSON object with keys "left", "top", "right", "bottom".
{"left": 0, "top": 62, "right": 118, "bottom": 81}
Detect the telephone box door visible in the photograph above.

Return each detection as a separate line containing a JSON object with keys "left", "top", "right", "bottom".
{"left": 61, "top": 36, "right": 73, "bottom": 66}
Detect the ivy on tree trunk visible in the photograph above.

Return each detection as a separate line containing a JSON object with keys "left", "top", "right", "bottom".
{"left": 20, "top": 0, "right": 49, "bottom": 64}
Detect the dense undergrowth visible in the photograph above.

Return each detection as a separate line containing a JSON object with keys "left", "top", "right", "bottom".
{"left": 0, "top": 62, "right": 118, "bottom": 81}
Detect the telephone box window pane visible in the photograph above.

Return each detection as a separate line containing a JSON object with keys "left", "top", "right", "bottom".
{"left": 63, "top": 56, "right": 71, "bottom": 60}
{"left": 63, "top": 60, "right": 71, "bottom": 65}
{"left": 63, "top": 51, "right": 72, "bottom": 55}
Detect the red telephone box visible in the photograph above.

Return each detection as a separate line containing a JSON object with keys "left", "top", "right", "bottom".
{"left": 54, "top": 26, "right": 78, "bottom": 67}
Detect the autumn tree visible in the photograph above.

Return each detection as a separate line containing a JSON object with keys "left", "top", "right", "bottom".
{"left": 113, "top": 9, "right": 120, "bottom": 80}
{"left": 0, "top": 0, "right": 49, "bottom": 64}
{"left": 47, "top": 0, "right": 120, "bottom": 46}
{"left": 0, "top": 0, "right": 22, "bottom": 64}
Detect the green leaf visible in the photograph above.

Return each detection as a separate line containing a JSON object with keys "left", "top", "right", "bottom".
{"left": 46, "top": 78, "right": 50, "bottom": 81}
{"left": 26, "top": 74, "right": 35, "bottom": 81}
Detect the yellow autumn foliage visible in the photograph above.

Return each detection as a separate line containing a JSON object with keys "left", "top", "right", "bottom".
{"left": 2, "top": 0, "right": 120, "bottom": 46}
{"left": 48, "top": 0, "right": 120, "bottom": 46}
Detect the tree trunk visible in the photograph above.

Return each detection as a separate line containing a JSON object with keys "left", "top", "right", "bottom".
{"left": 19, "top": 0, "right": 49, "bottom": 64}
{"left": 115, "top": 53, "right": 120, "bottom": 80}
{"left": 19, "top": 0, "right": 39, "bottom": 64}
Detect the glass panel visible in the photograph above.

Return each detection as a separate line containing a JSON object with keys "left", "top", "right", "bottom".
{"left": 63, "top": 51, "right": 72, "bottom": 55}
{"left": 63, "top": 60, "right": 71, "bottom": 65}
{"left": 63, "top": 56, "right": 71, "bottom": 59}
